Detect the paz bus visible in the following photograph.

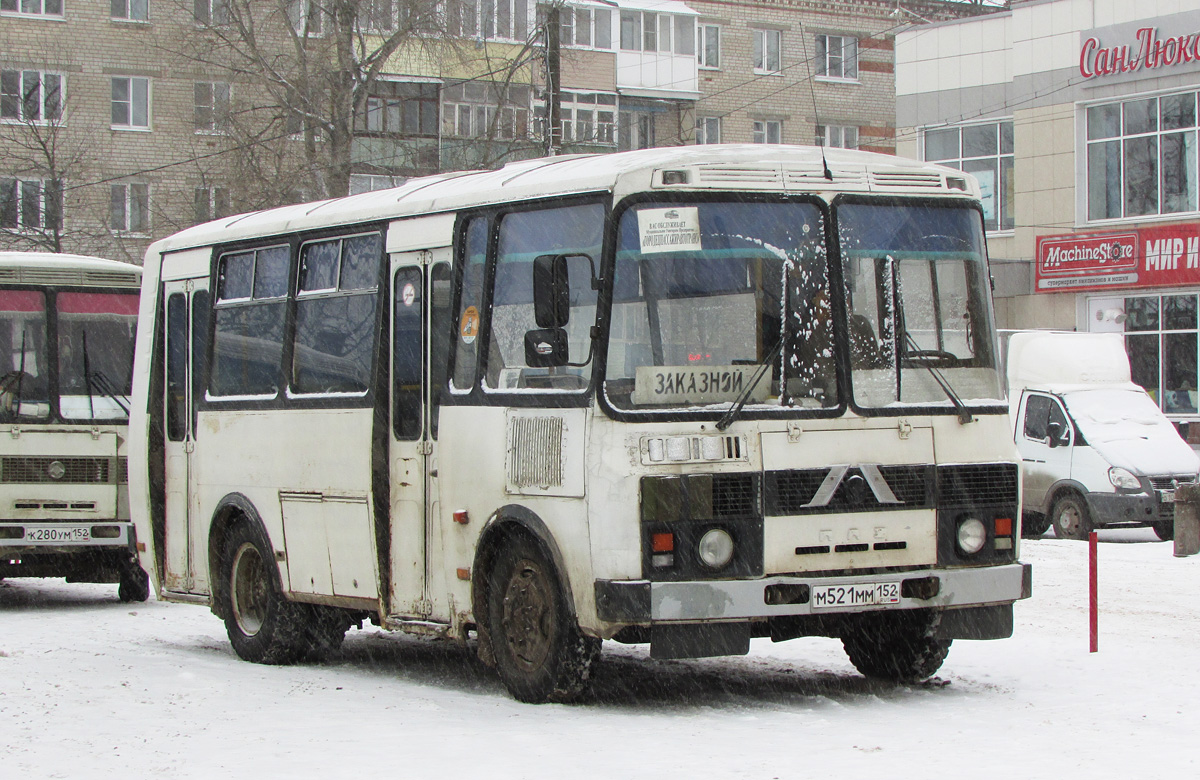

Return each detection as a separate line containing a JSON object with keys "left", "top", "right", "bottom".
{"left": 1, "top": 251, "right": 147, "bottom": 602}
{"left": 129, "top": 145, "right": 1030, "bottom": 702}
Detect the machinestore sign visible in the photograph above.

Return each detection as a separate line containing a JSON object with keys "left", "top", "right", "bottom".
{"left": 1078, "top": 10, "right": 1200, "bottom": 84}
{"left": 1036, "top": 224, "right": 1200, "bottom": 292}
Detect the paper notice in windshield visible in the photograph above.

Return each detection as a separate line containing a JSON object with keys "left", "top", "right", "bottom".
{"left": 631, "top": 365, "right": 770, "bottom": 406}
{"left": 637, "top": 207, "right": 702, "bottom": 254}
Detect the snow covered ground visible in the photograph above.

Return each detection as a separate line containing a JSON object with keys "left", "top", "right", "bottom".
{"left": 3, "top": 529, "right": 1197, "bottom": 780}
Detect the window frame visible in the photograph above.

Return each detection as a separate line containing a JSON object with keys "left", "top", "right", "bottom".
{"left": 110, "top": 182, "right": 150, "bottom": 234}
{"left": 753, "top": 28, "right": 782, "bottom": 75}
{"left": 816, "top": 33, "right": 858, "bottom": 81}
{"left": 111, "top": 76, "right": 151, "bottom": 130}
{"left": 1, "top": 176, "right": 63, "bottom": 233}
{"left": 697, "top": 23, "right": 720, "bottom": 69}
{"left": 1, "top": 68, "right": 63, "bottom": 124}
{"left": 922, "top": 120, "right": 1014, "bottom": 233}
{"left": 695, "top": 115, "right": 721, "bottom": 145}
{"left": 194, "top": 81, "right": 231, "bottom": 134}
{"left": 0, "top": 0, "right": 63, "bottom": 18}
{"left": 817, "top": 124, "right": 859, "bottom": 150}
{"left": 112, "top": 0, "right": 148, "bottom": 22}
{"left": 753, "top": 119, "right": 782, "bottom": 144}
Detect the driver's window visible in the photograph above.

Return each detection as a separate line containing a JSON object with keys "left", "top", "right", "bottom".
{"left": 1023, "top": 395, "right": 1050, "bottom": 441}
{"left": 1048, "top": 399, "right": 1070, "bottom": 443}
{"left": 483, "top": 202, "right": 603, "bottom": 392}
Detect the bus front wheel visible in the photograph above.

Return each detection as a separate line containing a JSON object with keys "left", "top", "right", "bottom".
{"left": 220, "top": 523, "right": 307, "bottom": 665}
{"left": 842, "top": 610, "right": 951, "bottom": 683}
{"left": 118, "top": 564, "right": 150, "bottom": 603}
{"left": 487, "top": 535, "right": 600, "bottom": 703}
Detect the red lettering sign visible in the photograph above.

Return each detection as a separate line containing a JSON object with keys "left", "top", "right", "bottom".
{"left": 1079, "top": 26, "right": 1200, "bottom": 80}
{"left": 1037, "top": 224, "right": 1200, "bottom": 292}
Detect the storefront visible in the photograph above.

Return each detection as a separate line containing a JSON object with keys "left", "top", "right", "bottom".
{"left": 895, "top": 0, "right": 1200, "bottom": 430}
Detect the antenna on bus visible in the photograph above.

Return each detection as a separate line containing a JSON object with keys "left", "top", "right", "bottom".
{"left": 799, "top": 24, "right": 834, "bottom": 181}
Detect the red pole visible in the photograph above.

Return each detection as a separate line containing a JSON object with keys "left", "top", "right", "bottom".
{"left": 1089, "top": 530, "right": 1098, "bottom": 653}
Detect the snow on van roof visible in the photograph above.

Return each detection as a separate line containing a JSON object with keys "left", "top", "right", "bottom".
{"left": 147, "top": 145, "right": 977, "bottom": 257}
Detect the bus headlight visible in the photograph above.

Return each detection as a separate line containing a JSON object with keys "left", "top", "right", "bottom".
{"left": 1108, "top": 467, "right": 1141, "bottom": 490}
{"left": 956, "top": 517, "right": 987, "bottom": 555}
{"left": 697, "top": 528, "right": 735, "bottom": 569}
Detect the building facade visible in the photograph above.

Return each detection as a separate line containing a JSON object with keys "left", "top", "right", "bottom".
{"left": 897, "top": 0, "right": 1200, "bottom": 430}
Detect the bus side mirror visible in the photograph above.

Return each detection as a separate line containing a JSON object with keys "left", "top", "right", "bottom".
{"left": 533, "top": 254, "right": 570, "bottom": 328}
{"left": 524, "top": 328, "right": 569, "bottom": 367}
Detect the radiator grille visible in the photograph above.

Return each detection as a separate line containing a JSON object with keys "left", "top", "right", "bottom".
{"left": 117, "top": 457, "right": 129, "bottom": 485}
{"left": 1, "top": 457, "right": 112, "bottom": 484}
{"left": 765, "top": 465, "right": 933, "bottom": 515}
{"left": 697, "top": 166, "right": 783, "bottom": 186}
{"left": 507, "top": 416, "right": 563, "bottom": 489}
{"left": 871, "top": 171, "right": 944, "bottom": 190}
{"left": 712, "top": 473, "right": 758, "bottom": 517}
{"left": 937, "top": 463, "right": 1018, "bottom": 508}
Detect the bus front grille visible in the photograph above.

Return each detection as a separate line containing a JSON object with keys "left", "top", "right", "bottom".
{"left": 1, "top": 457, "right": 112, "bottom": 484}
{"left": 937, "top": 464, "right": 1019, "bottom": 508}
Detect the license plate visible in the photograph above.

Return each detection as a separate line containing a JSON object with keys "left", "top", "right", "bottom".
{"left": 24, "top": 526, "right": 91, "bottom": 543}
{"left": 1161, "top": 490, "right": 1175, "bottom": 503}
{"left": 811, "top": 581, "right": 901, "bottom": 610}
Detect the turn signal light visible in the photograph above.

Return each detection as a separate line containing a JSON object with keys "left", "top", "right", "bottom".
{"left": 994, "top": 517, "right": 1013, "bottom": 536}
{"left": 651, "top": 532, "right": 675, "bottom": 553}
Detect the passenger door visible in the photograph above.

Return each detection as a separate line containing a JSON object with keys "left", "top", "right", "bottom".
{"left": 388, "top": 252, "right": 451, "bottom": 618}
{"left": 162, "top": 278, "right": 210, "bottom": 593}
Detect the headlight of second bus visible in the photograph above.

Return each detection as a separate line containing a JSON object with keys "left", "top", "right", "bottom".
{"left": 956, "top": 516, "right": 988, "bottom": 555}
{"left": 697, "top": 528, "right": 735, "bottom": 569}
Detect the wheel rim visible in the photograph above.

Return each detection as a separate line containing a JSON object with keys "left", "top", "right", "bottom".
{"left": 230, "top": 541, "right": 269, "bottom": 637}
{"left": 501, "top": 557, "right": 554, "bottom": 672}
{"left": 1058, "top": 503, "right": 1081, "bottom": 536}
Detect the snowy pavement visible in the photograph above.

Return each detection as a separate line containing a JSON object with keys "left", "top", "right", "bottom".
{"left": 2, "top": 529, "right": 1197, "bottom": 779}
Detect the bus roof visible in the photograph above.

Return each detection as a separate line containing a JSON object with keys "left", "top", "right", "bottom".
{"left": 148, "top": 144, "right": 980, "bottom": 256}
{"left": 0, "top": 251, "right": 141, "bottom": 287}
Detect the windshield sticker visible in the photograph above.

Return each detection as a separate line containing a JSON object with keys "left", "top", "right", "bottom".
{"left": 631, "top": 365, "right": 770, "bottom": 406}
{"left": 459, "top": 305, "right": 479, "bottom": 345}
{"left": 637, "top": 207, "right": 702, "bottom": 254}
{"left": 400, "top": 282, "right": 416, "bottom": 308}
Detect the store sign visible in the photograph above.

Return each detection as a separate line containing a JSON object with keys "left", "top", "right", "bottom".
{"left": 1078, "top": 10, "right": 1200, "bottom": 85}
{"left": 1037, "top": 224, "right": 1200, "bottom": 292}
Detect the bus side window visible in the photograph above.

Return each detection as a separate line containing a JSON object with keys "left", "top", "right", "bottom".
{"left": 430, "top": 263, "right": 451, "bottom": 438}
{"left": 451, "top": 218, "right": 487, "bottom": 392}
{"left": 165, "top": 293, "right": 187, "bottom": 441}
{"left": 393, "top": 267, "right": 422, "bottom": 440}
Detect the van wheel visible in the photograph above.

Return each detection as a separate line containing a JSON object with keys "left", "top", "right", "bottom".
{"left": 842, "top": 610, "right": 950, "bottom": 682}
{"left": 487, "top": 534, "right": 600, "bottom": 703}
{"left": 1021, "top": 512, "right": 1051, "bottom": 538}
{"left": 1153, "top": 521, "right": 1175, "bottom": 541}
{"left": 118, "top": 564, "right": 150, "bottom": 603}
{"left": 221, "top": 523, "right": 307, "bottom": 665}
{"left": 1052, "top": 494, "right": 1091, "bottom": 540}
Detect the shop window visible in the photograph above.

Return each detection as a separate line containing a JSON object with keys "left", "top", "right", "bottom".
{"left": 1124, "top": 293, "right": 1199, "bottom": 414}
{"left": 1087, "top": 91, "right": 1199, "bottom": 221}
{"left": 924, "top": 120, "right": 1015, "bottom": 232}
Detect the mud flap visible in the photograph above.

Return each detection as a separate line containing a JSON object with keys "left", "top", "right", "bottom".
{"left": 934, "top": 604, "right": 1013, "bottom": 640}
{"left": 650, "top": 622, "right": 751, "bottom": 659}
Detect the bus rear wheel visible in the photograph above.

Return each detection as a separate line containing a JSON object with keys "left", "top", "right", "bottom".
{"left": 842, "top": 610, "right": 951, "bottom": 683}
{"left": 221, "top": 523, "right": 307, "bottom": 665}
{"left": 487, "top": 535, "right": 600, "bottom": 703}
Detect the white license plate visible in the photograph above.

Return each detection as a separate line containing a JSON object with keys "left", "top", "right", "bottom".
{"left": 811, "top": 581, "right": 901, "bottom": 610}
{"left": 1161, "top": 490, "right": 1175, "bottom": 503}
{"left": 25, "top": 526, "right": 91, "bottom": 543}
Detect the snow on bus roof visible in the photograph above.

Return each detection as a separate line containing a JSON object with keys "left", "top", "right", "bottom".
{"left": 149, "top": 145, "right": 974, "bottom": 256}
{"left": 0, "top": 251, "right": 141, "bottom": 275}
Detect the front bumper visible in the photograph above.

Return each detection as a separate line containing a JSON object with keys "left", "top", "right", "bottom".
{"left": 1086, "top": 492, "right": 1163, "bottom": 527}
{"left": 0, "top": 520, "right": 134, "bottom": 553}
{"left": 596, "top": 562, "right": 1032, "bottom": 623}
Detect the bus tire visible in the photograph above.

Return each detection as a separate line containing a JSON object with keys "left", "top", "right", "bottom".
{"left": 220, "top": 523, "right": 307, "bottom": 665}
{"left": 304, "top": 606, "right": 351, "bottom": 658}
{"left": 487, "top": 534, "right": 600, "bottom": 704}
{"left": 1051, "top": 493, "right": 1091, "bottom": 540}
{"left": 842, "top": 610, "right": 950, "bottom": 683}
{"left": 118, "top": 564, "right": 150, "bottom": 603}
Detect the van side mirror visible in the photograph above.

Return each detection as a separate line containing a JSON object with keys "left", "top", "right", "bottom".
{"left": 533, "top": 254, "right": 570, "bottom": 328}
{"left": 1047, "top": 421, "right": 1065, "bottom": 448}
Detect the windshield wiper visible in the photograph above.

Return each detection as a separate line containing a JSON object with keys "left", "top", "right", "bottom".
{"left": 2, "top": 330, "right": 30, "bottom": 417}
{"left": 902, "top": 331, "right": 973, "bottom": 424}
{"left": 81, "top": 330, "right": 130, "bottom": 417}
{"left": 716, "top": 336, "right": 784, "bottom": 431}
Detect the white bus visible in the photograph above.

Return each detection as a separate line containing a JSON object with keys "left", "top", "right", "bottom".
{"left": 130, "top": 145, "right": 1030, "bottom": 702}
{"left": 1, "top": 251, "right": 147, "bottom": 602}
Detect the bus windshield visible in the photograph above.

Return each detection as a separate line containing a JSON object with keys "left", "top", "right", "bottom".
{"left": 837, "top": 201, "right": 1004, "bottom": 409}
{"left": 604, "top": 200, "right": 836, "bottom": 411}
{"left": 0, "top": 290, "right": 50, "bottom": 420}
{"left": 57, "top": 291, "right": 139, "bottom": 421}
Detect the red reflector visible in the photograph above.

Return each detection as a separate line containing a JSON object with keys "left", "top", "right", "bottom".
{"left": 995, "top": 517, "right": 1013, "bottom": 536}
{"left": 651, "top": 532, "right": 674, "bottom": 553}
{"left": 452, "top": 510, "right": 469, "bottom": 525}
{"left": 456, "top": 567, "right": 471, "bottom": 581}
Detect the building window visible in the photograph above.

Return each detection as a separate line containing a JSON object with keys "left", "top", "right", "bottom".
{"left": 816, "top": 34, "right": 858, "bottom": 80}
{"left": 1, "top": 70, "right": 62, "bottom": 123}
{"left": 350, "top": 174, "right": 404, "bottom": 194}
{"left": 356, "top": 0, "right": 395, "bottom": 31}
{"left": 1086, "top": 91, "right": 1200, "bottom": 222}
{"left": 194, "top": 82, "right": 231, "bottom": 133}
{"left": 194, "top": 0, "right": 229, "bottom": 25}
{"left": 556, "top": 5, "right": 612, "bottom": 49}
{"left": 1122, "top": 293, "right": 1199, "bottom": 415}
{"left": 620, "top": 10, "right": 691, "bottom": 54}
{"left": 618, "top": 109, "right": 654, "bottom": 151}
{"left": 816, "top": 124, "right": 858, "bottom": 149}
{"left": 358, "top": 81, "right": 438, "bottom": 137}
{"left": 697, "top": 23, "right": 720, "bottom": 68}
{"left": 924, "top": 120, "right": 1014, "bottom": 232}
{"left": 111, "top": 77, "right": 150, "bottom": 129}
{"left": 0, "top": 0, "right": 63, "bottom": 16}
{"left": 112, "top": 0, "right": 148, "bottom": 21}
{"left": 194, "top": 186, "right": 230, "bottom": 224}
{"left": 753, "top": 29, "right": 782, "bottom": 74}
{"left": 696, "top": 116, "right": 720, "bottom": 144}
{"left": 553, "top": 91, "right": 616, "bottom": 145}
{"left": 753, "top": 120, "right": 781, "bottom": 144}
{"left": 443, "top": 82, "right": 530, "bottom": 139}
{"left": 478, "top": 0, "right": 528, "bottom": 42}
{"left": 1, "top": 177, "right": 62, "bottom": 233}
{"left": 286, "top": 0, "right": 322, "bottom": 35}
{"left": 111, "top": 183, "right": 149, "bottom": 233}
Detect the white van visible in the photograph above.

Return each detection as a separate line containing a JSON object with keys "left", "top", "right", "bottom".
{"left": 1006, "top": 331, "right": 1199, "bottom": 540}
